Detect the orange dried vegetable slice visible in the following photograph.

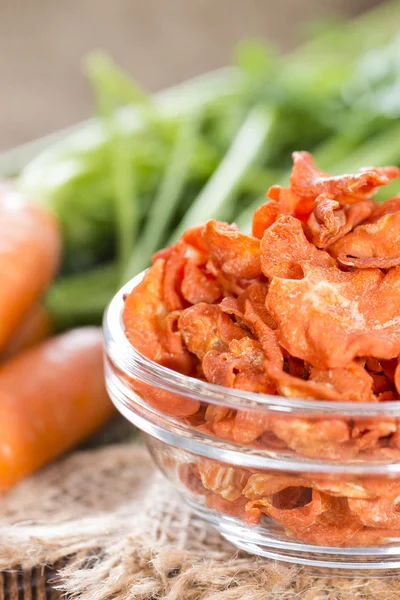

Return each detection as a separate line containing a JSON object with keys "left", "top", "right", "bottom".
{"left": 204, "top": 220, "right": 262, "bottom": 279}
{"left": 204, "top": 405, "right": 231, "bottom": 423}
{"left": 290, "top": 151, "right": 400, "bottom": 200}
{"left": 368, "top": 372, "right": 393, "bottom": 395}
{"left": 179, "top": 463, "right": 209, "bottom": 496}
{"left": 286, "top": 497, "right": 363, "bottom": 546}
{"left": 212, "top": 415, "right": 236, "bottom": 441}
{"left": 267, "top": 185, "right": 315, "bottom": 221}
{"left": 181, "top": 261, "right": 222, "bottom": 305}
{"left": 331, "top": 211, "right": 400, "bottom": 269}
{"left": 264, "top": 361, "right": 374, "bottom": 402}
{"left": 267, "top": 264, "right": 400, "bottom": 369}
{"left": 178, "top": 303, "right": 225, "bottom": 360}
{"left": 220, "top": 285, "right": 283, "bottom": 367}
{"left": 131, "top": 378, "right": 200, "bottom": 417}
{"left": 311, "top": 479, "right": 375, "bottom": 499}
{"left": 348, "top": 528, "right": 400, "bottom": 546}
{"left": 216, "top": 312, "right": 250, "bottom": 345}
{"left": 247, "top": 489, "right": 331, "bottom": 529}
{"left": 395, "top": 359, "right": 400, "bottom": 395}
{"left": 348, "top": 497, "right": 400, "bottom": 529}
{"left": 307, "top": 195, "right": 374, "bottom": 249}
{"left": 206, "top": 493, "right": 249, "bottom": 520}
{"left": 123, "top": 260, "right": 193, "bottom": 374}
{"left": 307, "top": 195, "right": 345, "bottom": 247}
{"left": 123, "top": 259, "right": 168, "bottom": 362}
{"left": 232, "top": 410, "right": 269, "bottom": 444}
{"left": 198, "top": 460, "right": 250, "bottom": 501}
{"left": 158, "top": 312, "right": 197, "bottom": 374}
{"left": 181, "top": 224, "right": 209, "bottom": 256}
{"left": 162, "top": 240, "right": 187, "bottom": 311}
{"left": 260, "top": 216, "right": 334, "bottom": 280}
{"left": 202, "top": 338, "right": 276, "bottom": 395}
{"left": 220, "top": 283, "right": 276, "bottom": 331}
{"left": 243, "top": 473, "right": 310, "bottom": 499}
{"left": 269, "top": 416, "right": 351, "bottom": 460}
{"left": 351, "top": 419, "right": 397, "bottom": 450}
{"left": 252, "top": 200, "right": 281, "bottom": 239}
{"left": 370, "top": 196, "right": 400, "bottom": 220}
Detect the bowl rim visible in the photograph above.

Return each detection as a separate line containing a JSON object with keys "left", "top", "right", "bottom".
{"left": 103, "top": 271, "right": 400, "bottom": 417}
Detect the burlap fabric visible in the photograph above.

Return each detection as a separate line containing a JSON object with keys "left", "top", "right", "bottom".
{"left": 1, "top": 443, "right": 400, "bottom": 600}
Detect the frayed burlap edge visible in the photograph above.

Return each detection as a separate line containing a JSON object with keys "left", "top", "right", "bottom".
{"left": 1, "top": 443, "right": 400, "bottom": 600}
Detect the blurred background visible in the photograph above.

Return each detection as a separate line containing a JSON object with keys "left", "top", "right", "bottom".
{"left": 0, "top": 0, "right": 378, "bottom": 151}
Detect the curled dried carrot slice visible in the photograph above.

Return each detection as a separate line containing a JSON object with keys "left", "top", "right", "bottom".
{"left": 348, "top": 497, "right": 400, "bottom": 529}
{"left": 264, "top": 360, "right": 374, "bottom": 402}
{"left": 290, "top": 151, "right": 399, "bottom": 200}
{"left": 181, "top": 261, "right": 222, "bottom": 305}
{"left": 260, "top": 215, "right": 334, "bottom": 279}
{"left": 178, "top": 303, "right": 225, "bottom": 360}
{"left": 204, "top": 220, "right": 262, "bottom": 279}
{"left": 198, "top": 460, "right": 250, "bottom": 501}
{"left": 247, "top": 489, "right": 331, "bottom": 529}
{"left": 331, "top": 211, "right": 400, "bottom": 269}
{"left": 268, "top": 264, "right": 400, "bottom": 369}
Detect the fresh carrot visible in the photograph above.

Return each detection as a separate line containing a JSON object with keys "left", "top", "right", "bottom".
{"left": 0, "top": 327, "right": 114, "bottom": 491}
{"left": 1, "top": 303, "right": 53, "bottom": 360}
{"left": 0, "top": 182, "right": 61, "bottom": 351}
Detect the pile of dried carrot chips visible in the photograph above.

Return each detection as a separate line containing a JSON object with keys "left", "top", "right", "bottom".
{"left": 123, "top": 152, "right": 400, "bottom": 546}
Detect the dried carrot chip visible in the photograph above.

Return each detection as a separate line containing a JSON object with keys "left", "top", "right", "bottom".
{"left": 285, "top": 497, "right": 363, "bottom": 546}
{"left": 348, "top": 497, "right": 400, "bottom": 529}
{"left": 204, "top": 405, "right": 231, "bottom": 424}
{"left": 252, "top": 201, "right": 282, "bottom": 239}
{"left": 308, "top": 195, "right": 374, "bottom": 249}
{"left": 162, "top": 240, "right": 187, "bottom": 311}
{"left": 348, "top": 528, "right": 400, "bottom": 546}
{"left": 247, "top": 489, "right": 331, "bottom": 529}
{"left": 131, "top": 378, "right": 200, "bottom": 417}
{"left": 202, "top": 338, "right": 276, "bottom": 394}
{"left": 178, "top": 303, "right": 225, "bottom": 360}
{"left": 243, "top": 473, "right": 310, "bottom": 499}
{"left": 198, "top": 460, "right": 250, "bottom": 501}
{"left": 181, "top": 261, "right": 222, "bottom": 305}
{"left": 212, "top": 415, "right": 236, "bottom": 441}
{"left": 290, "top": 151, "right": 399, "bottom": 200}
{"left": 395, "top": 359, "right": 400, "bottom": 395}
{"left": 260, "top": 215, "right": 334, "bottom": 280}
{"left": 267, "top": 264, "right": 400, "bottom": 369}
{"left": 267, "top": 185, "right": 314, "bottom": 221}
{"left": 331, "top": 211, "right": 400, "bottom": 269}
{"left": 269, "top": 415, "right": 351, "bottom": 459}
{"left": 216, "top": 312, "right": 250, "bottom": 345}
{"left": 312, "top": 479, "right": 375, "bottom": 499}
{"left": 182, "top": 224, "right": 209, "bottom": 256}
{"left": 204, "top": 220, "right": 262, "bottom": 279}
{"left": 351, "top": 419, "right": 397, "bottom": 450}
{"left": 123, "top": 259, "right": 168, "bottom": 362}
{"left": 232, "top": 410, "right": 268, "bottom": 444}
{"left": 264, "top": 360, "right": 374, "bottom": 402}
{"left": 206, "top": 493, "right": 249, "bottom": 520}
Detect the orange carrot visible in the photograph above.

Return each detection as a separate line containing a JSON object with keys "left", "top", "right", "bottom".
{"left": 0, "top": 327, "right": 114, "bottom": 491}
{"left": 0, "top": 183, "right": 61, "bottom": 351}
{"left": 1, "top": 303, "right": 53, "bottom": 360}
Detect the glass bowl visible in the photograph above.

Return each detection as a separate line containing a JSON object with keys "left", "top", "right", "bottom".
{"left": 103, "top": 272, "right": 400, "bottom": 574}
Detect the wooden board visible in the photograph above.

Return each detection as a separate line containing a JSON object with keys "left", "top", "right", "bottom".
{"left": 0, "top": 563, "right": 64, "bottom": 600}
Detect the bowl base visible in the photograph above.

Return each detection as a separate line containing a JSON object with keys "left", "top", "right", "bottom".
{"left": 187, "top": 499, "right": 400, "bottom": 577}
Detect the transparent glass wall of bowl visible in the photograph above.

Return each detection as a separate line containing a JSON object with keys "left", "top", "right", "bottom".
{"left": 104, "top": 272, "right": 400, "bottom": 572}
